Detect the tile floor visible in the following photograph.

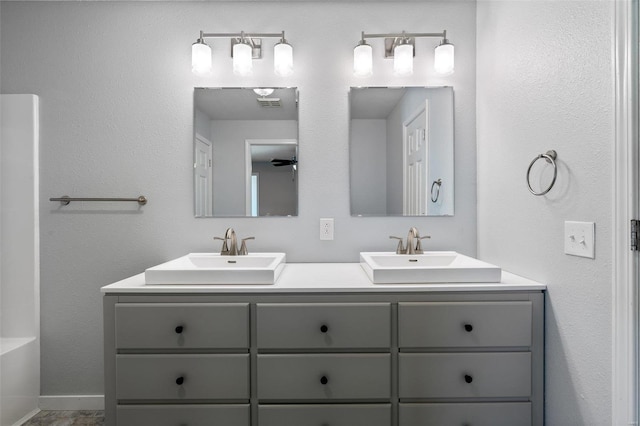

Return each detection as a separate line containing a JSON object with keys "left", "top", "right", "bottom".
{"left": 21, "top": 411, "right": 104, "bottom": 426}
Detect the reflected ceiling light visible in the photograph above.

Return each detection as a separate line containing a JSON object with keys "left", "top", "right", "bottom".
{"left": 191, "top": 30, "right": 293, "bottom": 77}
{"left": 253, "top": 88, "right": 275, "bottom": 97}
{"left": 354, "top": 30, "right": 454, "bottom": 78}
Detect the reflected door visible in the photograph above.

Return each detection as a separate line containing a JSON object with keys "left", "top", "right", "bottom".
{"left": 403, "top": 101, "right": 429, "bottom": 215}
{"left": 194, "top": 134, "right": 213, "bottom": 217}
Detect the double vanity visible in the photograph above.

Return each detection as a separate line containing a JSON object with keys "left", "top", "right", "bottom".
{"left": 102, "top": 238, "right": 546, "bottom": 426}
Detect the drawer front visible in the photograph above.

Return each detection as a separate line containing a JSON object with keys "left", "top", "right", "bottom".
{"left": 259, "top": 404, "right": 392, "bottom": 426}
{"left": 116, "top": 354, "right": 249, "bottom": 400}
{"left": 400, "top": 402, "right": 531, "bottom": 426}
{"left": 256, "top": 303, "right": 391, "bottom": 349}
{"left": 398, "top": 302, "right": 532, "bottom": 348}
{"left": 117, "top": 404, "right": 250, "bottom": 426}
{"left": 399, "top": 352, "right": 531, "bottom": 399}
{"left": 115, "top": 303, "right": 249, "bottom": 349}
{"left": 257, "top": 354, "right": 391, "bottom": 400}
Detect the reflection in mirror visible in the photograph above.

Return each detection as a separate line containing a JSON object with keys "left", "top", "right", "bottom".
{"left": 194, "top": 88, "right": 298, "bottom": 217}
{"left": 349, "top": 87, "right": 454, "bottom": 217}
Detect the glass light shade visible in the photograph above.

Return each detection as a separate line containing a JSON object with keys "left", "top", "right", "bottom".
{"left": 274, "top": 41, "right": 293, "bottom": 77}
{"left": 233, "top": 42, "right": 253, "bottom": 76}
{"left": 353, "top": 43, "right": 373, "bottom": 77}
{"left": 191, "top": 41, "right": 212, "bottom": 75}
{"left": 393, "top": 43, "right": 413, "bottom": 77}
{"left": 434, "top": 42, "right": 455, "bottom": 75}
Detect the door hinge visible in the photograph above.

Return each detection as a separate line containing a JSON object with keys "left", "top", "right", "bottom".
{"left": 632, "top": 220, "right": 640, "bottom": 251}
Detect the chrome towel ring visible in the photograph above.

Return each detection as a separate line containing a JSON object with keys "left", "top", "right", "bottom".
{"left": 430, "top": 179, "right": 442, "bottom": 203}
{"left": 526, "top": 150, "right": 557, "bottom": 196}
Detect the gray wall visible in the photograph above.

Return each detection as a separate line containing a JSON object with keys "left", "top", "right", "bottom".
{"left": 0, "top": 1, "right": 477, "bottom": 396}
{"left": 476, "top": 1, "right": 613, "bottom": 424}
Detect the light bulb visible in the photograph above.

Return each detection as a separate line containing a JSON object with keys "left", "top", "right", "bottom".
{"left": 191, "top": 40, "right": 212, "bottom": 75}
{"left": 353, "top": 41, "right": 373, "bottom": 77}
{"left": 274, "top": 41, "right": 293, "bottom": 77}
{"left": 434, "top": 40, "right": 454, "bottom": 75}
{"left": 233, "top": 41, "right": 253, "bottom": 76}
{"left": 393, "top": 41, "right": 413, "bottom": 77}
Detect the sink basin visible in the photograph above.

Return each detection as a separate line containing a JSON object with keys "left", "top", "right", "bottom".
{"left": 144, "top": 252, "right": 286, "bottom": 285}
{"left": 359, "top": 251, "right": 502, "bottom": 284}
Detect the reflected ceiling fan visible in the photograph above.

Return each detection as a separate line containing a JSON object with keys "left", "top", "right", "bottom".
{"left": 270, "top": 156, "right": 297, "bottom": 168}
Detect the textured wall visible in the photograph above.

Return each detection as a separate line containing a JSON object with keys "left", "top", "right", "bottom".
{"left": 0, "top": 2, "right": 476, "bottom": 395}
{"left": 476, "top": 1, "right": 614, "bottom": 424}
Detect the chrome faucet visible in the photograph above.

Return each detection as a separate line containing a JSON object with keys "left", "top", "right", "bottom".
{"left": 214, "top": 228, "right": 254, "bottom": 256}
{"left": 389, "top": 227, "right": 431, "bottom": 254}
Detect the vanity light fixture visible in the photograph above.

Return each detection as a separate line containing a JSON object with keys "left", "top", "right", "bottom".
{"left": 191, "top": 30, "right": 293, "bottom": 76}
{"left": 354, "top": 30, "right": 454, "bottom": 77}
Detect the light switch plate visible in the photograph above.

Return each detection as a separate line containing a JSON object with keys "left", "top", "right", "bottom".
{"left": 564, "top": 221, "right": 595, "bottom": 259}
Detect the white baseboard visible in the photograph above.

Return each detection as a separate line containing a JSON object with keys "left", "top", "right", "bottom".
{"left": 11, "top": 409, "right": 40, "bottom": 426}
{"left": 39, "top": 395, "right": 104, "bottom": 411}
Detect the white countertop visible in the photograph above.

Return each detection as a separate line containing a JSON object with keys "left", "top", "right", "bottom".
{"left": 101, "top": 263, "right": 546, "bottom": 294}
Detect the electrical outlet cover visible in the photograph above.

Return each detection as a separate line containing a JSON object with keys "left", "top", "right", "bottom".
{"left": 320, "top": 218, "right": 334, "bottom": 241}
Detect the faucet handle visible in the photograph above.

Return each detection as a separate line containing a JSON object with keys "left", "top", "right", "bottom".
{"left": 415, "top": 235, "right": 431, "bottom": 254}
{"left": 239, "top": 237, "right": 255, "bottom": 256}
{"left": 389, "top": 236, "right": 405, "bottom": 254}
{"left": 214, "top": 236, "right": 229, "bottom": 253}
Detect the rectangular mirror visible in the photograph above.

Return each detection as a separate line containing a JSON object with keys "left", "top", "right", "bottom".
{"left": 349, "top": 87, "right": 454, "bottom": 216}
{"left": 194, "top": 87, "right": 298, "bottom": 217}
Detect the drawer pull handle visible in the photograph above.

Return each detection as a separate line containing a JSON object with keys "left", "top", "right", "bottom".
{"left": 320, "top": 324, "right": 329, "bottom": 333}
{"left": 464, "top": 374, "right": 473, "bottom": 384}
{"left": 464, "top": 324, "right": 473, "bottom": 332}
{"left": 176, "top": 376, "right": 185, "bottom": 385}
{"left": 320, "top": 376, "right": 329, "bottom": 385}
{"left": 175, "top": 325, "right": 184, "bottom": 334}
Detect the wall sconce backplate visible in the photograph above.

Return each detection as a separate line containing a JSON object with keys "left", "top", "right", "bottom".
{"left": 231, "top": 38, "right": 262, "bottom": 59}
{"left": 384, "top": 37, "right": 415, "bottom": 58}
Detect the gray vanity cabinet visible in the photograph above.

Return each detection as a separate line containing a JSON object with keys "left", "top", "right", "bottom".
{"left": 104, "top": 291, "right": 543, "bottom": 426}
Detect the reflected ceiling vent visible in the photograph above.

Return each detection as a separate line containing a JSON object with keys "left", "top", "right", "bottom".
{"left": 256, "top": 97, "right": 282, "bottom": 107}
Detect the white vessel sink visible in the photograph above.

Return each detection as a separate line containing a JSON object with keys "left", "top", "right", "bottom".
{"left": 359, "top": 251, "right": 502, "bottom": 284}
{"left": 144, "top": 252, "right": 286, "bottom": 285}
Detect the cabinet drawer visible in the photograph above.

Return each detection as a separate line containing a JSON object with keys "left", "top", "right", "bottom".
{"left": 117, "top": 404, "right": 249, "bottom": 426}
{"left": 258, "top": 404, "right": 391, "bottom": 426}
{"left": 399, "top": 402, "right": 531, "bottom": 426}
{"left": 256, "top": 303, "right": 391, "bottom": 349}
{"left": 398, "top": 302, "right": 532, "bottom": 348}
{"left": 115, "top": 303, "right": 249, "bottom": 349}
{"left": 399, "top": 353, "right": 531, "bottom": 399}
{"left": 116, "top": 354, "right": 249, "bottom": 400}
{"left": 257, "top": 354, "right": 390, "bottom": 400}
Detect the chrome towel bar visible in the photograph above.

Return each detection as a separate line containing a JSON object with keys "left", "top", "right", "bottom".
{"left": 526, "top": 150, "right": 557, "bottom": 196}
{"left": 49, "top": 195, "right": 148, "bottom": 206}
